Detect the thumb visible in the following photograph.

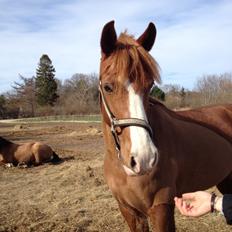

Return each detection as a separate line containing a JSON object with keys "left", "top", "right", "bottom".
{"left": 182, "top": 192, "right": 196, "bottom": 200}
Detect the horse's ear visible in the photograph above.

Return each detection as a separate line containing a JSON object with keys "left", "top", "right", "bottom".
{"left": 100, "top": 21, "right": 117, "bottom": 55}
{"left": 137, "top": 22, "right": 156, "bottom": 51}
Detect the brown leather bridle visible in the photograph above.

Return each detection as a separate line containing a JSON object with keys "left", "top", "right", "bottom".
{"left": 99, "top": 81, "right": 153, "bottom": 156}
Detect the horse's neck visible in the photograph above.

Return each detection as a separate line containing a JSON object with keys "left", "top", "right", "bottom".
{"left": 148, "top": 102, "right": 175, "bottom": 133}
{"left": 148, "top": 102, "right": 207, "bottom": 150}
{"left": 0, "top": 142, "right": 17, "bottom": 162}
{"left": 149, "top": 100, "right": 215, "bottom": 133}
{"left": 149, "top": 101, "right": 232, "bottom": 155}
{"left": 177, "top": 106, "right": 232, "bottom": 140}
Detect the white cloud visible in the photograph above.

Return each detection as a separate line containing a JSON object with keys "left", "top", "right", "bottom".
{"left": 153, "top": 0, "right": 232, "bottom": 88}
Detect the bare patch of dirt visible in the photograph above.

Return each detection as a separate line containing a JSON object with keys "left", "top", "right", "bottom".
{"left": 0, "top": 122, "right": 231, "bottom": 231}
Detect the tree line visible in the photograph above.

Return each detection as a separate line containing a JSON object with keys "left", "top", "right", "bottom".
{"left": 0, "top": 54, "right": 231, "bottom": 119}
{"left": 163, "top": 73, "right": 232, "bottom": 109}
{"left": 0, "top": 54, "right": 99, "bottom": 118}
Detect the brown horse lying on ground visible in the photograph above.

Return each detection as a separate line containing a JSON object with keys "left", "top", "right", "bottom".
{"left": 99, "top": 21, "right": 232, "bottom": 232}
{"left": 0, "top": 136, "right": 61, "bottom": 167}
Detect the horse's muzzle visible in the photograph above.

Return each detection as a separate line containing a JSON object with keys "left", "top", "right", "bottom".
{"left": 123, "top": 151, "right": 159, "bottom": 176}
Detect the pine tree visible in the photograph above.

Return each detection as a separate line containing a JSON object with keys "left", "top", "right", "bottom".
{"left": 35, "top": 54, "right": 59, "bottom": 106}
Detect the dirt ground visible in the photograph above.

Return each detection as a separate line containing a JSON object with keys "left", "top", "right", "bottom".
{"left": 0, "top": 122, "right": 231, "bottom": 232}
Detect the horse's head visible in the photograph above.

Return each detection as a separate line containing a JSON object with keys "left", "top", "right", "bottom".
{"left": 0, "top": 136, "right": 13, "bottom": 156}
{"left": 99, "top": 21, "right": 160, "bottom": 176}
{"left": 0, "top": 136, "right": 12, "bottom": 152}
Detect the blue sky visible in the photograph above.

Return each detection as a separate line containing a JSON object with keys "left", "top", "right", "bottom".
{"left": 0, "top": 0, "right": 231, "bottom": 93}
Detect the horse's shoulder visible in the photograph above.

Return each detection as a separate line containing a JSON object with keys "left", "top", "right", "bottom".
{"left": 32, "top": 142, "right": 52, "bottom": 152}
{"left": 21, "top": 142, "right": 35, "bottom": 148}
{"left": 32, "top": 142, "right": 45, "bottom": 149}
{"left": 33, "top": 141, "right": 42, "bottom": 146}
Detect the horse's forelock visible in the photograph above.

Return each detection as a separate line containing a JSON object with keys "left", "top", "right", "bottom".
{"left": 106, "top": 32, "right": 161, "bottom": 91}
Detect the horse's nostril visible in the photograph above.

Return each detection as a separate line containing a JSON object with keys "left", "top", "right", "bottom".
{"left": 130, "top": 156, "right": 137, "bottom": 168}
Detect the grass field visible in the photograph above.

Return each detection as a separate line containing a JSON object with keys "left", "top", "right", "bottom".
{"left": 0, "top": 121, "right": 231, "bottom": 232}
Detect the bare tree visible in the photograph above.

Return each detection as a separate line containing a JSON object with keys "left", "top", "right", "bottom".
{"left": 58, "top": 73, "right": 99, "bottom": 114}
{"left": 0, "top": 95, "right": 6, "bottom": 118}
{"left": 12, "top": 74, "right": 36, "bottom": 117}
{"left": 195, "top": 73, "right": 232, "bottom": 105}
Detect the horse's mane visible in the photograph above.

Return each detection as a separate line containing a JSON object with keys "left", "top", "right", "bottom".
{"left": 0, "top": 136, "right": 13, "bottom": 148}
{"left": 149, "top": 97, "right": 232, "bottom": 144}
{"left": 104, "top": 32, "right": 160, "bottom": 91}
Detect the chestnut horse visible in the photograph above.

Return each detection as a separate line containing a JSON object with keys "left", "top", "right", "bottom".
{"left": 99, "top": 21, "right": 232, "bottom": 232}
{"left": 0, "top": 136, "right": 60, "bottom": 166}
{"left": 176, "top": 104, "right": 232, "bottom": 139}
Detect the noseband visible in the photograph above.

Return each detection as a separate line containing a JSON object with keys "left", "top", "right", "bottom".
{"left": 99, "top": 81, "right": 153, "bottom": 156}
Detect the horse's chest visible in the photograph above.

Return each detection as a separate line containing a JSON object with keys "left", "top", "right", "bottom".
{"left": 106, "top": 169, "right": 155, "bottom": 214}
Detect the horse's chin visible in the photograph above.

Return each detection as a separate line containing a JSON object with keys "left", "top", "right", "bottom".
{"left": 122, "top": 165, "right": 146, "bottom": 176}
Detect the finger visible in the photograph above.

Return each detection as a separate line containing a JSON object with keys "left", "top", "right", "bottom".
{"left": 182, "top": 201, "right": 194, "bottom": 215}
{"left": 177, "top": 200, "right": 189, "bottom": 215}
{"left": 176, "top": 198, "right": 183, "bottom": 208}
{"left": 185, "top": 202, "right": 191, "bottom": 210}
{"left": 182, "top": 192, "right": 196, "bottom": 200}
{"left": 178, "top": 204, "right": 188, "bottom": 215}
{"left": 174, "top": 198, "right": 181, "bottom": 208}
{"left": 174, "top": 197, "right": 182, "bottom": 205}
{"left": 175, "top": 199, "right": 184, "bottom": 212}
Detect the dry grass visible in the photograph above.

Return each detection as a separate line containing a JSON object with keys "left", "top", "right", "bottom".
{"left": 0, "top": 122, "right": 231, "bottom": 231}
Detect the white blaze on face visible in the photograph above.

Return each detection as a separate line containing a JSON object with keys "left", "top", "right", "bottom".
{"left": 124, "top": 83, "right": 158, "bottom": 175}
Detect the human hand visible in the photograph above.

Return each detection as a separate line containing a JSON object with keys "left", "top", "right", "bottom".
{"left": 174, "top": 191, "right": 212, "bottom": 217}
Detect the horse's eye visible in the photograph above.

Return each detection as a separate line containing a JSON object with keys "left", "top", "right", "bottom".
{"left": 103, "top": 83, "right": 113, "bottom": 93}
